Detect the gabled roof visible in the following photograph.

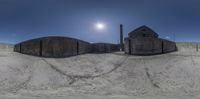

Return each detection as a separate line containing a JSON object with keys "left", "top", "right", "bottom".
{"left": 128, "top": 25, "right": 159, "bottom": 38}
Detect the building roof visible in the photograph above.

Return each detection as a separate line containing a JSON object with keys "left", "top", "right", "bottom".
{"left": 128, "top": 25, "right": 159, "bottom": 38}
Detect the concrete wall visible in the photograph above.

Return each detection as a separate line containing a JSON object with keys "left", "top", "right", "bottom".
{"left": 41, "top": 37, "right": 78, "bottom": 58}
{"left": 92, "top": 43, "right": 104, "bottom": 53}
{"left": 14, "top": 37, "right": 89, "bottom": 58}
{"left": 14, "top": 44, "right": 20, "bottom": 52}
{"left": 92, "top": 43, "right": 120, "bottom": 53}
{"left": 162, "top": 39, "right": 177, "bottom": 53}
{"left": 124, "top": 38, "right": 130, "bottom": 54}
{"left": 130, "top": 38, "right": 162, "bottom": 55}
{"left": 124, "top": 38, "right": 177, "bottom": 55}
{"left": 21, "top": 39, "right": 41, "bottom": 56}
{"left": 78, "top": 40, "right": 91, "bottom": 54}
{"left": 14, "top": 36, "right": 119, "bottom": 58}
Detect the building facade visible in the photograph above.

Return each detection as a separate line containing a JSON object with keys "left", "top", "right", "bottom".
{"left": 124, "top": 26, "right": 177, "bottom": 55}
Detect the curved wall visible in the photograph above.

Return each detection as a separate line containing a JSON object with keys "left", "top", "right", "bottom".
{"left": 14, "top": 37, "right": 90, "bottom": 57}
{"left": 14, "top": 36, "right": 119, "bottom": 57}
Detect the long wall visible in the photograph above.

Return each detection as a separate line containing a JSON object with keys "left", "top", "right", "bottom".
{"left": 124, "top": 41, "right": 200, "bottom": 54}
{"left": 41, "top": 37, "right": 78, "bottom": 57}
{"left": 78, "top": 40, "right": 91, "bottom": 54}
{"left": 13, "top": 37, "right": 200, "bottom": 57}
{"left": 124, "top": 38, "right": 177, "bottom": 55}
{"left": 91, "top": 43, "right": 120, "bottom": 53}
{"left": 161, "top": 39, "right": 177, "bottom": 53}
{"left": 14, "top": 36, "right": 120, "bottom": 57}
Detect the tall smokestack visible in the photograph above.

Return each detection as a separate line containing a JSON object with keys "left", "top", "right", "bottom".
{"left": 120, "top": 24, "right": 124, "bottom": 51}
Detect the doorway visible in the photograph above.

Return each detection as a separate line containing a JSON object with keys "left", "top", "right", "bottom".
{"left": 161, "top": 41, "right": 164, "bottom": 53}
{"left": 77, "top": 41, "right": 79, "bottom": 55}
{"left": 40, "top": 40, "right": 43, "bottom": 56}
{"left": 129, "top": 39, "right": 131, "bottom": 54}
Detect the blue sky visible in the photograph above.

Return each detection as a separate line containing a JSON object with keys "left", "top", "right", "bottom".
{"left": 0, "top": 0, "right": 200, "bottom": 44}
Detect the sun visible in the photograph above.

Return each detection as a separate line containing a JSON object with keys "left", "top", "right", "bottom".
{"left": 96, "top": 22, "right": 105, "bottom": 30}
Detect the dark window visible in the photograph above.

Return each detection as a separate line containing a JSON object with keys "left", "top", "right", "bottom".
{"left": 142, "top": 29, "right": 146, "bottom": 31}
{"left": 142, "top": 34, "right": 150, "bottom": 37}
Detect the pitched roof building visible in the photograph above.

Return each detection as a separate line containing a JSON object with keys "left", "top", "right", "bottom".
{"left": 124, "top": 25, "right": 177, "bottom": 55}
{"left": 128, "top": 25, "right": 159, "bottom": 38}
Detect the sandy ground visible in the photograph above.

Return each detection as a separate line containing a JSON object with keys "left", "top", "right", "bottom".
{"left": 1, "top": 49, "right": 200, "bottom": 98}
{"left": 0, "top": 95, "right": 200, "bottom": 99}
{"left": 0, "top": 96, "right": 199, "bottom": 99}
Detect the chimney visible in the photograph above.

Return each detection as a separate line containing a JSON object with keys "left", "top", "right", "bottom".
{"left": 120, "top": 24, "right": 124, "bottom": 51}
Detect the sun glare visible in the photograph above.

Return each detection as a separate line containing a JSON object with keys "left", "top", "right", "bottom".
{"left": 96, "top": 23, "right": 105, "bottom": 30}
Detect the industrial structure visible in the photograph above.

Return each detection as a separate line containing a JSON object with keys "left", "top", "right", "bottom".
{"left": 14, "top": 25, "right": 178, "bottom": 57}
{"left": 14, "top": 36, "right": 120, "bottom": 58}
{"left": 120, "top": 24, "right": 124, "bottom": 51}
{"left": 124, "top": 25, "right": 177, "bottom": 55}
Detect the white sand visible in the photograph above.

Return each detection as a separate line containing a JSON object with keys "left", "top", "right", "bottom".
{"left": 0, "top": 43, "right": 200, "bottom": 99}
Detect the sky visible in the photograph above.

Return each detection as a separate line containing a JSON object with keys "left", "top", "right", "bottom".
{"left": 0, "top": 0, "right": 200, "bottom": 44}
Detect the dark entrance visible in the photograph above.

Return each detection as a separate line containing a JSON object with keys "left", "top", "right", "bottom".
{"left": 161, "top": 41, "right": 164, "bottom": 53}
{"left": 77, "top": 41, "right": 79, "bottom": 54}
{"left": 40, "top": 40, "right": 43, "bottom": 56}
{"left": 129, "top": 39, "right": 131, "bottom": 54}
{"left": 19, "top": 44, "right": 22, "bottom": 53}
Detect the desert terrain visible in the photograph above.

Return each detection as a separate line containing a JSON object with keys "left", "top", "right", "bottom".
{"left": 0, "top": 43, "right": 200, "bottom": 99}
